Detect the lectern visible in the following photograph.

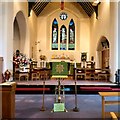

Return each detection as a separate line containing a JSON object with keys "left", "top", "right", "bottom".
{"left": 51, "top": 75, "right": 68, "bottom": 112}
{"left": 0, "top": 82, "right": 16, "bottom": 119}
{"left": 51, "top": 62, "right": 68, "bottom": 112}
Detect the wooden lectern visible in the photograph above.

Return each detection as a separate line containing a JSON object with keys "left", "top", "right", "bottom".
{"left": 0, "top": 82, "right": 16, "bottom": 119}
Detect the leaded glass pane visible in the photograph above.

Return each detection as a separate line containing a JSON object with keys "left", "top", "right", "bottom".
{"left": 52, "top": 19, "right": 58, "bottom": 50}
{"left": 68, "top": 19, "right": 75, "bottom": 50}
{"left": 60, "top": 25, "right": 67, "bottom": 50}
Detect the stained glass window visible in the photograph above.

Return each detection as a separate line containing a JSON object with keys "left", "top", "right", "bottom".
{"left": 60, "top": 12, "right": 68, "bottom": 20}
{"left": 60, "top": 25, "right": 67, "bottom": 50}
{"left": 68, "top": 19, "right": 75, "bottom": 50}
{"left": 52, "top": 19, "right": 58, "bottom": 50}
{"left": 51, "top": 18, "right": 75, "bottom": 51}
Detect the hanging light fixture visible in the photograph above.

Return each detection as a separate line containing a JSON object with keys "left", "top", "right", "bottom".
{"left": 61, "top": 0, "right": 64, "bottom": 10}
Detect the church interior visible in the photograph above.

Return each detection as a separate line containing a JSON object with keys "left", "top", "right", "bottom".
{"left": 0, "top": 0, "right": 120, "bottom": 119}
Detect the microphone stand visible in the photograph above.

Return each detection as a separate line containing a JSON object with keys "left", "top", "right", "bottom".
{"left": 73, "top": 68, "right": 79, "bottom": 112}
{"left": 40, "top": 72, "right": 46, "bottom": 111}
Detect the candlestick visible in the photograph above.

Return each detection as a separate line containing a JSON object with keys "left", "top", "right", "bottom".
{"left": 74, "top": 62, "right": 76, "bottom": 68}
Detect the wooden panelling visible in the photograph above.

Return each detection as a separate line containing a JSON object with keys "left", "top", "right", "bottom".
{"left": 0, "top": 82, "right": 16, "bottom": 119}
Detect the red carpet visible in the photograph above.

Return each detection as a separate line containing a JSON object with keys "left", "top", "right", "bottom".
{"left": 80, "top": 87, "right": 112, "bottom": 91}
{"left": 111, "top": 88, "right": 120, "bottom": 91}
{"left": 16, "top": 88, "right": 50, "bottom": 91}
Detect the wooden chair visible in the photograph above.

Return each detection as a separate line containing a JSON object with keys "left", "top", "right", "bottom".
{"left": 98, "top": 73, "right": 108, "bottom": 81}
{"left": 31, "top": 72, "right": 40, "bottom": 80}
{"left": 19, "top": 72, "right": 29, "bottom": 81}
{"left": 98, "top": 69, "right": 110, "bottom": 81}
{"left": 19, "top": 66, "right": 29, "bottom": 81}
{"left": 40, "top": 68, "right": 50, "bottom": 80}
{"left": 85, "top": 72, "right": 95, "bottom": 80}
{"left": 40, "top": 70, "right": 49, "bottom": 80}
{"left": 75, "top": 68, "right": 86, "bottom": 80}
{"left": 85, "top": 68, "right": 97, "bottom": 81}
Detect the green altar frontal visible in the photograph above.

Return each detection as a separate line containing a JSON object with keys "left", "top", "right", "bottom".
{"left": 51, "top": 62, "right": 68, "bottom": 76}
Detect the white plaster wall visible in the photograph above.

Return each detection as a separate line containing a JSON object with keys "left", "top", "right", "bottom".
{"left": 0, "top": 1, "right": 29, "bottom": 72}
{"left": 90, "top": 2, "right": 110, "bottom": 58}
{"left": 37, "top": 2, "right": 90, "bottom": 63}
{"left": 13, "top": 2, "right": 30, "bottom": 57}
{"left": 80, "top": 19, "right": 90, "bottom": 60}
{"left": 109, "top": 2, "right": 118, "bottom": 82}
{"left": 28, "top": 10, "right": 37, "bottom": 59}
{"left": 0, "top": 2, "right": 14, "bottom": 72}
{"left": 0, "top": 2, "right": 4, "bottom": 57}
{"left": 118, "top": 2, "right": 120, "bottom": 69}
{"left": 90, "top": 2, "right": 118, "bottom": 82}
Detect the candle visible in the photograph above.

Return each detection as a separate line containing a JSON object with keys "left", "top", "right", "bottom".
{"left": 74, "top": 62, "right": 76, "bottom": 68}
{"left": 44, "top": 61, "right": 46, "bottom": 68}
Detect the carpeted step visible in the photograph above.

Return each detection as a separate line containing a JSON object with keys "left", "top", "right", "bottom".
{"left": 16, "top": 88, "right": 50, "bottom": 91}
{"left": 111, "top": 88, "right": 120, "bottom": 91}
{"left": 80, "top": 87, "right": 112, "bottom": 91}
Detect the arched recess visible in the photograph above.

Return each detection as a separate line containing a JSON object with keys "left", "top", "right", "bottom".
{"left": 97, "top": 36, "right": 110, "bottom": 69}
{"left": 13, "top": 11, "right": 26, "bottom": 53}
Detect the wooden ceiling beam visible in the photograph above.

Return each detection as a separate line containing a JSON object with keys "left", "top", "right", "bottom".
{"left": 29, "top": 1, "right": 99, "bottom": 18}
{"left": 32, "top": 0, "right": 49, "bottom": 16}
{"left": 36, "top": 2, "right": 49, "bottom": 16}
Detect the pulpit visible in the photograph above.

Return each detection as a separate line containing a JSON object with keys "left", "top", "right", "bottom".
{"left": 0, "top": 82, "right": 16, "bottom": 119}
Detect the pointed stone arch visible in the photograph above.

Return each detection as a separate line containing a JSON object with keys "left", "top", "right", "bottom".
{"left": 13, "top": 11, "right": 27, "bottom": 53}
{"left": 97, "top": 36, "right": 110, "bottom": 69}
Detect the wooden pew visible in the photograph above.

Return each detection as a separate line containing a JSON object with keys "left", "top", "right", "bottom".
{"left": 99, "top": 92, "right": 120, "bottom": 119}
{"left": 110, "top": 112, "right": 118, "bottom": 120}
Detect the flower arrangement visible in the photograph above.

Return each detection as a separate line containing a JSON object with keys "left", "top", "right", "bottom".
{"left": 13, "top": 50, "right": 31, "bottom": 67}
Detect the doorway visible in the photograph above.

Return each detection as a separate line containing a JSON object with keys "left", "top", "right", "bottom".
{"left": 97, "top": 36, "right": 110, "bottom": 69}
